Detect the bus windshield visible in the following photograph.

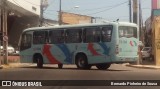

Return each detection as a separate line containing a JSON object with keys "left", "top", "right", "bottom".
{"left": 118, "top": 26, "right": 137, "bottom": 38}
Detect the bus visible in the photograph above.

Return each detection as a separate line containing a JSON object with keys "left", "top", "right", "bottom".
{"left": 19, "top": 22, "right": 139, "bottom": 70}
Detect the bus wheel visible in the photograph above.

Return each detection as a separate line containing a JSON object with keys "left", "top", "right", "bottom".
{"left": 96, "top": 63, "right": 111, "bottom": 70}
{"left": 76, "top": 54, "right": 91, "bottom": 69}
{"left": 36, "top": 56, "right": 43, "bottom": 68}
{"left": 58, "top": 64, "right": 63, "bottom": 69}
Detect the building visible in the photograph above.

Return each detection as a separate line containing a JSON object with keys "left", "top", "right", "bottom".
{"left": 61, "top": 12, "right": 92, "bottom": 24}
{"left": 0, "top": 0, "right": 48, "bottom": 48}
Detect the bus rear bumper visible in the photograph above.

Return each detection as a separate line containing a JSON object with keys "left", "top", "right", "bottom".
{"left": 112, "top": 56, "right": 138, "bottom": 64}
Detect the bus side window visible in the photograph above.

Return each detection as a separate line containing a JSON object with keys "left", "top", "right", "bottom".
{"left": 83, "top": 29, "right": 86, "bottom": 42}
{"left": 102, "top": 27, "right": 112, "bottom": 42}
{"left": 20, "top": 33, "right": 32, "bottom": 51}
{"left": 84, "top": 27, "right": 100, "bottom": 43}
{"left": 49, "top": 30, "right": 65, "bottom": 44}
{"left": 65, "top": 28, "right": 82, "bottom": 43}
{"left": 33, "top": 31, "right": 48, "bottom": 44}
{"left": 79, "top": 29, "right": 83, "bottom": 42}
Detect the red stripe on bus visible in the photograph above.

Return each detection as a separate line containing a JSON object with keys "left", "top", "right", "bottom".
{"left": 43, "top": 44, "right": 61, "bottom": 64}
{"left": 87, "top": 43, "right": 101, "bottom": 56}
{"left": 130, "top": 41, "right": 133, "bottom": 46}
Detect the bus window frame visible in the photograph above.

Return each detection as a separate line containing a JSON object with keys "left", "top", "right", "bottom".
{"left": 49, "top": 29, "right": 65, "bottom": 44}
{"left": 83, "top": 26, "right": 101, "bottom": 43}
{"left": 20, "top": 32, "right": 32, "bottom": 51}
{"left": 118, "top": 26, "right": 137, "bottom": 38}
{"left": 33, "top": 30, "right": 49, "bottom": 44}
{"left": 101, "top": 25, "right": 113, "bottom": 42}
{"left": 65, "top": 28, "right": 83, "bottom": 43}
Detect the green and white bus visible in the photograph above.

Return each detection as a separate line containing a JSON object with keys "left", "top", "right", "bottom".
{"left": 19, "top": 22, "right": 139, "bottom": 70}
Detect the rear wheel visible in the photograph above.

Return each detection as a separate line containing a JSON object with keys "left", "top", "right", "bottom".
{"left": 58, "top": 64, "right": 63, "bottom": 69}
{"left": 96, "top": 63, "right": 111, "bottom": 70}
{"left": 36, "top": 56, "right": 43, "bottom": 68}
{"left": 76, "top": 54, "right": 91, "bottom": 69}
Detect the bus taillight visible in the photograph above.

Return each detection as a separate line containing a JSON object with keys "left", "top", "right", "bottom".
{"left": 115, "top": 45, "right": 119, "bottom": 54}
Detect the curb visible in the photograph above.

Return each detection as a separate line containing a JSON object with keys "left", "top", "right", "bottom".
{"left": 0, "top": 63, "right": 23, "bottom": 69}
{"left": 126, "top": 64, "right": 160, "bottom": 69}
{"left": 0, "top": 66, "right": 3, "bottom": 69}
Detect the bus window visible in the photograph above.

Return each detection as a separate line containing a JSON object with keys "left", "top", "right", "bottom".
{"left": 33, "top": 31, "right": 48, "bottom": 44}
{"left": 83, "top": 27, "right": 101, "bottom": 43}
{"left": 102, "top": 26, "right": 112, "bottom": 42}
{"left": 49, "top": 30, "right": 64, "bottom": 44}
{"left": 119, "top": 26, "right": 137, "bottom": 38}
{"left": 65, "top": 28, "right": 82, "bottom": 43}
{"left": 20, "top": 32, "right": 32, "bottom": 51}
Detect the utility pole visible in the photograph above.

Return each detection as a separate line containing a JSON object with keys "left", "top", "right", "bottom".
{"left": 40, "top": 0, "right": 44, "bottom": 26}
{"left": 139, "top": 0, "right": 142, "bottom": 41}
{"left": 2, "top": 0, "right": 8, "bottom": 65}
{"left": 133, "top": 0, "right": 138, "bottom": 24}
{"left": 129, "top": 0, "right": 132, "bottom": 22}
{"left": 0, "top": 0, "right": 2, "bottom": 66}
{"left": 59, "top": 0, "right": 62, "bottom": 25}
{"left": 133, "top": 0, "right": 141, "bottom": 65}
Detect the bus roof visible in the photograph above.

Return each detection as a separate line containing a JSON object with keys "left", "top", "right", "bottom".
{"left": 23, "top": 22, "right": 138, "bottom": 32}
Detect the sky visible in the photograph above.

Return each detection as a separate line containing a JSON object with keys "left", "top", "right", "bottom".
{"left": 44, "top": 0, "right": 151, "bottom": 23}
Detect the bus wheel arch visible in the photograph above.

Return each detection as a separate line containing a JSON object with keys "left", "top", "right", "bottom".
{"left": 33, "top": 53, "right": 43, "bottom": 68}
{"left": 75, "top": 52, "right": 91, "bottom": 69}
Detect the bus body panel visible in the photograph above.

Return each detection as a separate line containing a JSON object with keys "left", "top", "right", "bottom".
{"left": 20, "top": 48, "right": 33, "bottom": 63}
{"left": 83, "top": 42, "right": 112, "bottom": 64}
{"left": 119, "top": 38, "right": 138, "bottom": 56}
{"left": 112, "top": 23, "right": 139, "bottom": 63}
{"left": 19, "top": 22, "right": 139, "bottom": 65}
{"left": 20, "top": 31, "right": 33, "bottom": 63}
{"left": 41, "top": 42, "right": 114, "bottom": 64}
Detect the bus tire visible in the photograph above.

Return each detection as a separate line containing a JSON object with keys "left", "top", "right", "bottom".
{"left": 36, "top": 56, "right": 43, "bottom": 68}
{"left": 76, "top": 54, "right": 91, "bottom": 69}
{"left": 96, "top": 63, "right": 111, "bottom": 70}
{"left": 58, "top": 64, "right": 63, "bottom": 69}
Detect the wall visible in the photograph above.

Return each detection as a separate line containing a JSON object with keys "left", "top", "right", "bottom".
{"left": 8, "top": 0, "right": 41, "bottom": 15}
{"left": 152, "top": 0, "right": 160, "bottom": 9}
{"left": 61, "top": 12, "right": 92, "bottom": 24}
{"left": 152, "top": 16, "right": 160, "bottom": 66}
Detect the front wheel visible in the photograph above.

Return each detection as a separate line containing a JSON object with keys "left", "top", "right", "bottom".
{"left": 36, "top": 56, "right": 43, "bottom": 68}
{"left": 76, "top": 54, "right": 91, "bottom": 69}
{"left": 96, "top": 63, "right": 111, "bottom": 70}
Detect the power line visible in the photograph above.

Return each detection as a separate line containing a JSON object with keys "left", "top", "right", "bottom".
{"left": 86, "top": 1, "right": 128, "bottom": 15}
{"left": 46, "top": 1, "right": 127, "bottom": 13}
{"left": 45, "top": 0, "right": 55, "bottom": 9}
{"left": 44, "top": 12, "right": 58, "bottom": 16}
{"left": 45, "top": 10, "right": 57, "bottom": 12}
{"left": 45, "top": 0, "right": 128, "bottom": 18}
{"left": 64, "top": 2, "right": 115, "bottom": 12}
